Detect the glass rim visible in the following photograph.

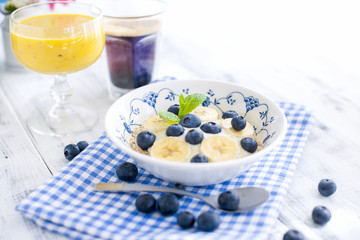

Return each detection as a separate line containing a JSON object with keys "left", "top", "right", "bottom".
{"left": 102, "top": 0, "right": 167, "bottom": 19}
{"left": 10, "top": 1, "right": 103, "bottom": 30}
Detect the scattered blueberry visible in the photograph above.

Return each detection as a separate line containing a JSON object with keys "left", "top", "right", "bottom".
{"left": 166, "top": 124, "right": 185, "bottom": 137}
{"left": 168, "top": 104, "right": 180, "bottom": 116}
{"left": 191, "top": 154, "right": 208, "bottom": 163}
{"left": 222, "top": 110, "right": 239, "bottom": 119}
{"left": 135, "top": 194, "right": 157, "bottom": 213}
{"left": 64, "top": 144, "right": 80, "bottom": 161}
{"left": 136, "top": 131, "right": 156, "bottom": 150}
{"left": 185, "top": 129, "right": 204, "bottom": 145}
{"left": 177, "top": 211, "right": 195, "bottom": 229}
{"left": 174, "top": 183, "right": 185, "bottom": 199}
{"left": 312, "top": 206, "right": 331, "bottom": 225}
{"left": 200, "top": 122, "right": 222, "bottom": 134}
{"left": 217, "top": 190, "right": 240, "bottom": 211}
{"left": 197, "top": 211, "right": 220, "bottom": 231}
{"left": 231, "top": 116, "right": 247, "bottom": 131}
{"left": 318, "top": 179, "right": 337, "bottom": 197}
{"left": 283, "top": 229, "right": 304, "bottom": 240}
{"left": 158, "top": 193, "right": 179, "bottom": 216}
{"left": 77, "top": 141, "right": 89, "bottom": 152}
{"left": 116, "top": 162, "right": 138, "bottom": 182}
{"left": 179, "top": 114, "right": 201, "bottom": 128}
{"left": 240, "top": 137, "right": 258, "bottom": 153}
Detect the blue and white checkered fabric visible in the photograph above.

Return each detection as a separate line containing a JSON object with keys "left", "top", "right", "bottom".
{"left": 16, "top": 102, "right": 314, "bottom": 240}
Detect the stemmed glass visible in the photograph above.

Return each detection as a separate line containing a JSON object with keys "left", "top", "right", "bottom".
{"left": 10, "top": 1, "right": 105, "bottom": 136}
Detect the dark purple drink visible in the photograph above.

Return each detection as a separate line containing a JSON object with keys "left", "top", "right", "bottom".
{"left": 101, "top": 0, "right": 166, "bottom": 98}
{"left": 105, "top": 31, "right": 158, "bottom": 89}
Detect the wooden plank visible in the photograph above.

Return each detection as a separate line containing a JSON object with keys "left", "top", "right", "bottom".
{"left": 277, "top": 120, "right": 360, "bottom": 239}
{"left": 0, "top": 53, "right": 112, "bottom": 174}
{"left": 161, "top": 49, "right": 360, "bottom": 239}
{"left": 0, "top": 86, "right": 68, "bottom": 240}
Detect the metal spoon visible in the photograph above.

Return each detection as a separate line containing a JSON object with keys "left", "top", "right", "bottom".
{"left": 94, "top": 182, "right": 269, "bottom": 213}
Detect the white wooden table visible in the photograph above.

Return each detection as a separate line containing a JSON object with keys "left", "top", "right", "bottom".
{"left": 1, "top": 0, "right": 360, "bottom": 239}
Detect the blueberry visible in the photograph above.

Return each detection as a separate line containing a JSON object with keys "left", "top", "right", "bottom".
{"left": 167, "top": 104, "right": 180, "bottom": 116}
{"left": 222, "top": 110, "right": 239, "bottom": 119}
{"left": 200, "top": 122, "right": 222, "bottom": 134}
{"left": 64, "top": 144, "right": 80, "bottom": 161}
{"left": 77, "top": 141, "right": 89, "bottom": 152}
{"left": 217, "top": 190, "right": 240, "bottom": 211}
{"left": 136, "top": 131, "right": 156, "bottom": 150}
{"left": 179, "top": 114, "right": 201, "bottom": 128}
{"left": 197, "top": 211, "right": 220, "bottom": 231}
{"left": 318, "top": 179, "right": 337, "bottom": 197}
{"left": 135, "top": 194, "right": 157, "bottom": 213}
{"left": 191, "top": 154, "right": 208, "bottom": 163}
{"left": 174, "top": 183, "right": 185, "bottom": 199}
{"left": 240, "top": 137, "right": 258, "bottom": 153}
{"left": 158, "top": 193, "right": 179, "bottom": 216}
{"left": 116, "top": 162, "right": 138, "bottom": 182}
{"left": 231, "top": 116, "right": 247, "bottom": 131}
{"left": 177, "top": 211, "right": 195, "bottom": 229}
{"left": 283, "top": 229, "right": 304, "bottom": 240}
{"left": 312, "top": 206, "right": 331, "bottom": 225}
{"left": 166, "top": 124, "right": 185, "bottom": 137}
{"left": 185, "top": 129, "right": 204, "bottom": 145}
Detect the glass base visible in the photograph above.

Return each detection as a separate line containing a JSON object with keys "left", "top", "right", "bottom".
{"left": 108, "top": 84, "right": 132, "bottom": 100}
{"left": 27, "top": 105, "right": 98, "bottom": 137}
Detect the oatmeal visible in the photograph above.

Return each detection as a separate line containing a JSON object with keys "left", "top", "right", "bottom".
{"left": 131, "top": 106, "right": 260, "bottom": 163}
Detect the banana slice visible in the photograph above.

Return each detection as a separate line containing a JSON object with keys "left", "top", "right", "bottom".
{"left": 191, "top": 106, "right": 219, "bottom": 122}
{"left": 150, "top": 137, "right": 191, "bottom": 162}
{"left": 220, "top": 118, "right": 233, "bottom": 129}
{"left": 200, "top": 135, "right": 239, "bottom": 162}
{"left": 142, "top": 115, "right": 170, "bottom": 133}
{"left": 221, "top": 118, "right": 255, "bottom": 139}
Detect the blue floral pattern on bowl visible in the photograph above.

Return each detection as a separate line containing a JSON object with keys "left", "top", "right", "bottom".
{"left": 116, "top": 87, "right": 277, "bottom": 148}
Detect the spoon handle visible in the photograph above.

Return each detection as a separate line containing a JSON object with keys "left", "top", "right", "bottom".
{"left": 94, "top": 182, "right": 204, "bottom": 200}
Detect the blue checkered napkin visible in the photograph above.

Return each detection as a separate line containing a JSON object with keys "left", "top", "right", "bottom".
{"left": 16, "top": 102, "right": 314, "bottom": 240}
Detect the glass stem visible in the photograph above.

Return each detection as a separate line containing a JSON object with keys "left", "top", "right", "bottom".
{"left": 49, "top": 74, "right": 72, "bottom": 119}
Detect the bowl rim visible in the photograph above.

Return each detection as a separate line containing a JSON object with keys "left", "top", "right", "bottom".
{"left": 105, "top": 79, "right": 288, "bottom": 169}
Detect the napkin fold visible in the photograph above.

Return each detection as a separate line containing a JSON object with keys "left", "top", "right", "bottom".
{"left": 16, "top": 102, "right": 314, "bottom": 240}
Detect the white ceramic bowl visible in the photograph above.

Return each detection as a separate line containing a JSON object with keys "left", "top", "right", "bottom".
{"left": 105, "top": 80, "right": 287, "bottom": 186}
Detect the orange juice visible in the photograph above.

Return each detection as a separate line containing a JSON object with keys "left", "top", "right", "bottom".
{"left": 11, "top": 14, "right": 104, "bottom": 74}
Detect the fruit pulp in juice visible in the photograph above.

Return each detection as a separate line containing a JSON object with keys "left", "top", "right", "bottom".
{"left": 11, "top": 14, "right": 104, "bottom": 74}
{"left": 104, "top": 20, "right": 160, "bottom": 89}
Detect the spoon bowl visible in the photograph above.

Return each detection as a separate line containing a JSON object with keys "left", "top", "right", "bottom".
{"left": 94, "top": 183, "right": 269, "bottom": 213}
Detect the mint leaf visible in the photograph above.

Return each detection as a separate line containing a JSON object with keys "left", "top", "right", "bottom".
{"left": 178, "top": 93, "right": 207, "bottom": 118}
{"left": 179, "top": 94, "right": 185, "bottom": 106}
{"left": 158, "top": 110, "right": 180, "bottom": 124}
{"left": 158, "top": 93, "right": 207, "bottom": 122}
{"left": 184, "top": 94, "right": 192, "bottom": 102}
{"left": 188, "top": 93, "right": 207, "bottom": 108}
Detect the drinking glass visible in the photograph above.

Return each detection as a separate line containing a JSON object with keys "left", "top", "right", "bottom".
{"left": 94, "top": 0, "right": 166, "bottom": 99}
{"left": 10, "top": 1, "right": 105, "bottom": 136}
